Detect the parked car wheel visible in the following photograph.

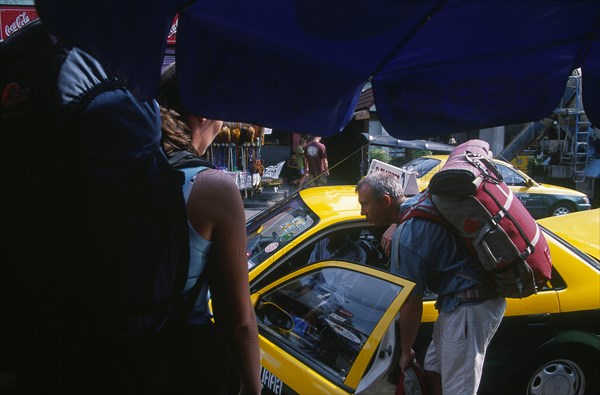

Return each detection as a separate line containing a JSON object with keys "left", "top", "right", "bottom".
{"left": 551, "top": 201, "right": 575, "bottom": 216}
{"left": 515, "top": 348, "right": 596, "bottom": 395}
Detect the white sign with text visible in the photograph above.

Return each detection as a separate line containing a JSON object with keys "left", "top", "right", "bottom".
{"left": 367, "top": 159, "right": 420, "bottom": 196}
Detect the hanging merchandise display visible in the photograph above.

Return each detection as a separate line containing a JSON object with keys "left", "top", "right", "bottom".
{"left": 207, "top": 123, "right": 264, "bottom": 192}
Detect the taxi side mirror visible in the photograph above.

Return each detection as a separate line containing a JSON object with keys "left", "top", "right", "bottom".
{"left": 526, "top": 178, "right": 536, "bottom": 187}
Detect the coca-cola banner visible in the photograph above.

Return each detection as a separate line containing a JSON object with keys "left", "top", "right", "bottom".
{"left": 167, "top": 14, "right": 178, "bottom": 45}
{"left": 0, "top": 6, "right": 40, "bottom": 41}
{"left": 1, "top": 7, "right": 178, "bottom": 45}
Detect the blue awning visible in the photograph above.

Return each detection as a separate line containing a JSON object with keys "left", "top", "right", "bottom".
{"left": 36, "top": 0, "right": 600, "bottom": 139}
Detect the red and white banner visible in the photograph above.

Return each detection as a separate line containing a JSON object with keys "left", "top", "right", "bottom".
{"left": 167, "top": 14, "right": 178, "bottom": 45}
{"left": 1, "top": 7, "right": 178, "bottom": 44}
{"left": 0, "top": 6, "right": 39, "bottom": 41}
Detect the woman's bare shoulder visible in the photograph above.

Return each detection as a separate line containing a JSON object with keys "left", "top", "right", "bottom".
{"left": 190, "top": 169, "right": 243, "bottom": 205}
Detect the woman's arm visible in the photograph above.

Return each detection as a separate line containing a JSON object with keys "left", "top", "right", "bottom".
{"left": 187, "top": 170, "right": 262, "bottom": 395}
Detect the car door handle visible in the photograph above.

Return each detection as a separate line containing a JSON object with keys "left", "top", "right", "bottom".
{"left": 379, "top": 345, "right": 392, "bottom": 359}
{"left": 527, "top": 313, "right": 552, "bottom": 326}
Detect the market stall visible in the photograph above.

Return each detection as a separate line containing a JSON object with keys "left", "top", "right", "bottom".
{"left": 205, "top": 123, "right": 265, "bottom": 196}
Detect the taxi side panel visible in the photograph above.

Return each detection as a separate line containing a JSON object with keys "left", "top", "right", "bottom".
{"left": 259, "top": 337, "right": 349, "bottom": 395}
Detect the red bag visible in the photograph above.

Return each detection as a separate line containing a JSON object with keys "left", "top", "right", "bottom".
{"left": 429, "top": 140, "right": 552, "bottom": 298}
{"left": 395, "top": 363, "right": 429, "bottom": 395}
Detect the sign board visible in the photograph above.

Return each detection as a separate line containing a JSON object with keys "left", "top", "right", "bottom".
{"left": 0, "top": 6, "right": 176, "bottom": 44}
{"left": 166, "top": 14, "right": 178, "bottom": 44}
{"left": 0, "top": 6, "right": 39, "bottom": 41}
{"left": 367, "top": 159, "right": 420, "bottom": 196}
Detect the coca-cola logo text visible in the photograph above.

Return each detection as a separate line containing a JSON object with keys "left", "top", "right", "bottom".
{"left": 168, "top": 17, "right": 178, "bottom": 38}
{"left": 4, "top": 12, "right": 31, "bottom": 37}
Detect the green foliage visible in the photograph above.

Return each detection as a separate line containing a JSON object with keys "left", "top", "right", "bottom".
{"left": 370, "top": 148, "right": 390, "bottom": 163}
{"left": 412, "top": 149, "right": 433, "bottom": 157}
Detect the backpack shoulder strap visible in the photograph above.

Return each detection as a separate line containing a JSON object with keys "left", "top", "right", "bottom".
{"left": 392, "top": 192, "right": 448, "bottom": 273}
{"left": 390, "top": 221, "right": 405, "bottom": 274}
{"left": 399, "top": 191, "right": 449, "bottom": 226}
{"left": 168, "top": 150, "right": 194, "bottom": 166}
{"left": 168, "top": 150, "right": 216, "bottom": 170}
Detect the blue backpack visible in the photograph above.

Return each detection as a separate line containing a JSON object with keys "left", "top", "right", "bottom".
{"left": 0, "top": 20, "right": 190, "bottom": 393}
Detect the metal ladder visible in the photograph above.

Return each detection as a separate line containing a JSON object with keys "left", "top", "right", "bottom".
{"left": 556, "top": 70, "right": 591, "bottom": 182}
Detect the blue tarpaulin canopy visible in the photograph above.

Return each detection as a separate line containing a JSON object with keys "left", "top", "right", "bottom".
{"left": 36, "top": 0, "right": 600, "bottom": 139}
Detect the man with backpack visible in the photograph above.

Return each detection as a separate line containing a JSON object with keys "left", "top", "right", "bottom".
{"left": 1, "top": 20, "right": 190, "bottom": 394}
{"left": 356, "top": 172, "right": 506, "bottom": 395}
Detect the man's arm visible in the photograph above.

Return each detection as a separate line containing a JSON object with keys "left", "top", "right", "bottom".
{"left": 381, "top": 224, "right": 398, "bottom": 257}
{"left": 398, "top": 291, "right": 423, "bottom": 373}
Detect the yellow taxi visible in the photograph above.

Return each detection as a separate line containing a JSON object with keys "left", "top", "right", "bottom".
{"left": 246, "top": 186, "right": 599, "bottom": 395}
{"left": 400, "top": 155, "right": 591, "bottom": 219}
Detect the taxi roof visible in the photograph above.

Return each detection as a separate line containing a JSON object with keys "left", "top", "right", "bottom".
{"left": 538, "top": 209, "right": 600, "bottom": 260}
{"left": 298, "top": 185, "right": 363, "bottom": 222}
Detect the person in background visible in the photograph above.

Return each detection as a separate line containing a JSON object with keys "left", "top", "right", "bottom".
{"left": 305, "top": 135, "right": 329, "bottom": 186}
{"left": 355, "top": 172, "right": 506, "bottom": 395}
{"left": 159, "top": 62, "right": 261, "bottom": 395}
{"left": 293, "top": 136, "right": 308, "bottom": 188}
{"left": 284, "top": 152, "right": 303, "bottom": 188}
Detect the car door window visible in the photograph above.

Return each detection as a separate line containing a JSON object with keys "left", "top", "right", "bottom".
{"left": 256, "top": 267, "right": 403, "bottom": 381}
{"left": 496, "top": 163, "right": 527, "bottom": 186}
{"left": 307, "top": 227, "right": 389, "bottom": 269}
{"left": 252, "top": 224, "right": 389, "bottom": 291}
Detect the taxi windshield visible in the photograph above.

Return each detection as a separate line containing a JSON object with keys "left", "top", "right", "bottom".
{"left": 246, "top": 198, "right": 319, "bottom": 271}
